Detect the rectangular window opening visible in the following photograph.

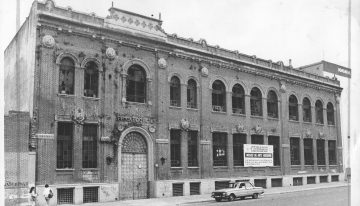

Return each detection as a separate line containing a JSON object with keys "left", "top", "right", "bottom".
{"left": 58, "top": 188, "right": 74, "bottom": 205}
{"left": 57, "top": 122, "right": 73, "bottom": 169}
{"left": 233, "top": 134, "right": 246, "bottom": 166}
{"left": 172, "top": 183, "right": 184, "bottom": 196}
{"left": 213, "top": 133, "right": 227, "bottom": 166}
{"left": 170, "top": 130, "right": 181, "bottom": 167}
{"left": 83, "top": 187, "right": 99, "bottom": 203}
{"left": 83, "top": 124, "right": 98, "bottom": 168}
{"left": 188, "top": 131, "right": 198, "bottom": 167}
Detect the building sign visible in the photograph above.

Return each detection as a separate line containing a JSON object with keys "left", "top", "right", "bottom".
{"left": 244, "top": 144, "right": 273, "bottom": 167}
{"left": 322, "top": 61, "right": 351, "bottom": 78}
{"left": 114, "top": 113, "right": 156, "bottom": 125}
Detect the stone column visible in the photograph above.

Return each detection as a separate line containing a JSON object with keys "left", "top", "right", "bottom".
{"left": 325, "top": 139, "right": 329, "bottom": 170}
{"left": 323, "top": 107, "right": 328, "bottom": 126}
{"left": 245, "top": 94, "right": 251, "bottom": 116}
{"left": 300, "top": 137, "right": 305, "bottom": 170}
{"left": 147, "top": 78, "right": 153, "bottom": 105}
{"left": 334, "top": 95, "right": 343, "bottom": 172}
{"left": 262, "top": 97, "right": 268, "bottom": 119}
{"left": 298, "top": 103, "right": 303, "bottom": 123}
{"left": 120, "top": 72, "right": 127, "bottom": 105}
{"left": 313, "top": 138, "right": 318, "bottom": 171}
{"left": 227, "top": 91, "right": 232, "bottom": 115}
{"left": 181, "top": 131, "right": 188, "bottom": 173}
{"left": 279, "top": 84, "right": 290, "bottom": 175}
{"left": 227, "top": 132, "right": 234, "bottom": 173}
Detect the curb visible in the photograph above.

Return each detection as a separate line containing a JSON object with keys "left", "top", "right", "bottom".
{"left": 264, "top": 183, "right": 349, "bottom": 195}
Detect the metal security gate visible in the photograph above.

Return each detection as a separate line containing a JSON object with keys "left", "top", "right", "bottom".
{"left": 120, "top": 132, "right": 148, "bottom": 200}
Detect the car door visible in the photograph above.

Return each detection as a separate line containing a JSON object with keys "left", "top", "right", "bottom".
{"left": 245, "top": 182, "right": 253, "bottom": 196}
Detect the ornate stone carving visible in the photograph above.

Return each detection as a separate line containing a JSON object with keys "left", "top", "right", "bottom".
{"left": 106, "top": 47, "right": 116, "bottom": 59}
{"left": 236, "top": 123, "right": 245, "bottom": 133}
{"left": 71, "top": 108, "right": 86, "bottom": 125}
{"left": 148, "top": 125, "right": 156, "bottom": 133}
{"left": 199, "top": 39, "right": 207, "bottom": 48}
{"left": 42, "top": 35, "right": 55, "bottom": 48}
{"left": 201, "top": 67, "right": 209, "bottom": 77}
{"left": 180, "top": 119, "right": 190, "bottom": 131}
{"left": 158, "top": 58, "right": 167, "bottom": 69}
{"left": 280, "top": 82, "right": 286, "bottom": 93}
{"left": 305, "top": 130, "right": 312, "bottom": 138}
{"left": 319, "top": 131, "right": 325, "bottom": 139}
{"left": 253, "top": 125, "right": 262, "bottom": 134}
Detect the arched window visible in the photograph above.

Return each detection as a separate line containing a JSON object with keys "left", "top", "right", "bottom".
{"left": 170, "top": 76, "right": 181, "bottom": 107}
{"left": 267, "top": 90, "right": 278, "bottom": 118}
{"left": 232, "top": 84, "right": 245, "bottom": 114}
{"left": 327, "top": 102, "right": 334, "bottom": 125}
{"left": 212, "top": 80, "right": 226, "bottom": 112}
{"left": 315, "top": 100, "right": 324, "bottom": 124}
{"left": 187, "top": 79, "right": 197, "bottom": 108}
{"left": 289, "top": 95, "right": 298, "bottom": 121}
{"left": 126, "top": 65, "right": 146, "bottom": 103}
{"left": 59, "top": 57, "right": 75, "bottom": 95}
{"left": 303, "top": 98, "right": 312, "bottom": 122}
{"left": 250, "top": 87, "right": 262, "bottom": 116}
{"left": 84, "top": 61, "right": 99, "bottom": 98}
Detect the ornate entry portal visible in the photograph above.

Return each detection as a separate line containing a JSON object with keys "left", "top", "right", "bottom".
{"left": 120, "top": 132, "right": 148, "bottom": 200}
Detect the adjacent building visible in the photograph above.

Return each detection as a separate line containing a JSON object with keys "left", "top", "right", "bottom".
{"left": 4, "top": 0, "right": 346, "bottom": 204}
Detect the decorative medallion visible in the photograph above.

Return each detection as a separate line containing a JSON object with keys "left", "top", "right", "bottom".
{"left": 158, "top": 58, "right": 167, "bottom": 69}
{"left": 117, "top": 123, "right": 125, "bottom": 132}
{"left": 319, "top": 132, "right": 325, "bottom": 139}
{"left": 201, "top": 67, "right": 209, "bottom": 77}
{"left": 72, "top": 108, "right": 85, "bottom": 125}
{"left": 254, "top": 125, "right": 262, "bottom": 134}
{"left": 236, "top": 123, "right": 245, "bottom": 133}
{"left": 305, "top": 130, "right": 312, "bottom": 138}
{"left": 106, "top": 47, "right": 116, "bottom": 59}
{"left": 148, "top": 125, "right": 156, "bottom": 133}
{"left": 180, "top": 119, "right": 190, "bottom": 131}
{"left": 42, "top": 35, "right": 55, "bottom": 48}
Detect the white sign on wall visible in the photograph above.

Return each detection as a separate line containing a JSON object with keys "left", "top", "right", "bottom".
{"left": 244, "top": 144, "right": 273, "bottom": 167}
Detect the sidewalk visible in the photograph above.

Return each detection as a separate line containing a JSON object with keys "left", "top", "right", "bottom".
{"left": 82, "top": 181, "right": 350, "bottom": 206}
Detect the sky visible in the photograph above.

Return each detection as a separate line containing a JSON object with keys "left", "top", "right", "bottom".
{"left": 1, "top": 0, "right": 360, "bottom": 204}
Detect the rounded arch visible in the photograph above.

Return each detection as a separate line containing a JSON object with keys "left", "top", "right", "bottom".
{"left": 186, "top": 76, "right": 200, "bottom": 87}
{"left": 267, "top": 90, "right": 278, "bottom": 101}
{"left": 122, "top": 59, "right": 151, "bottom": 79}
{"left": 314, "top": 97, "right": 325, "bottom": 107}
{"left": 229, "top": 80, "right": 248, "bottom": 94}
{"left": 81, "top": 57, "right": 102, "bottom": 71}
{"left": 118, "top": 127, "right": 154, "bottom": 181}
{"left": 56, "top": 52, "right": 80, "bottom": 67}
{"left": 248, "top": 84, "right": 265, "bottom": 96}
{"left": 208, "top": 76, "right": 229, "bottom": 92}
{"left": 167, "top": 72, "right": 184, "bottom": 84}
{"left": 266, "top": 87, "right": 280, "bottom": 99}
{"left": 301, "top": 94, "right": 313, "bottom": 105}
{"left": 287, "top": 92, "right": 300, "bottom": 103}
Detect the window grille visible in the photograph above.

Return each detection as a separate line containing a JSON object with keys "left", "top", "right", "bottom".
{"left": 317, "top": 139, "right": 325, "bottom": 165}
{"left": 170, "top": 76, "right": 181, "bottom": 107}
{"left": 303, "top": 98, "right": 312, "bottom": 122}
{"left": 59, "top": 57, "right": 75, "bottom": 95}
{"left": 57, "top": 188, "right": 74, "bottom": 204}
{"left": 290, "top": 137, "right": 300, "bottom": 165}
{"left": 84, "top": 61, "right": 99, "bottom": 98}
{"left": 307, "top": 176, "right": 316, "bottom": 184}
{"left": 267, "top": 91, "right": 278, "bottom": 118}
{"left": 328, "top": 140, "right": 337, "bottom": 165}
{"left": 190, "top": 182, "right": 200, "bottom": 195}
{"left": 188, "top": 131, "right": 198, "bottom": 167}
{"left": 327, "top": 103, "right": 335, "bottom": 125}
{"left": 212, "top": 133, "right": 227, "bottom": 166}
{"left": 233, "top": 133, "right": 246, "bottom": 166}
{"left": 170, "top": 130, "right": 181, "bottom": 167}
{"left": 268, "top": 136, "right": 280, "bottom": 166}
{"left": 187, "top": 79, "right": 197, "bottom": 108}
{"left": 315, "top": 100, "right": 324, "bottom": 124}
{"left": 172, "top": 183, "right": 183, "bottom": 196}
{"left": 126, "top": 65, "right": 146, "bottom": 103}
{"left": 251, "top": 135, "right": 264, "bottom": 145}
{"left": 320, "top": 176, "right": 328, "bottom": 183}
{"left": 331, "top": 175, "right": 339, "bottom": 182}
{"left": 250, "top": 87, "right": 262, "bottom": 116}
{"left": 271, "top": 178, "right": 282, "bottom": 187}
{"left": 82, "top": 124, "right": 97, "bottom": 168}
{"left": 304, "top": 139, "right": 314, "bottom": 165}
{"left": 232, "top": 84, "right": 245, "bottom": 114}
{"left": 83, "top": 187, "right": 98, "bottom": 203}
{"left": 57, "top": 122, "right": 73, "bottom": 169}
{"left": 212, "top": 80, "right": 226, "bottom": 112}
{"left": 289, "top": 95, "right": 298, "bottom": 121}
{"left": 293, "top": 177, "right": 303, "bottom": 186}
{"left": 254, "top": 179, "right": 267, "bottom": 188}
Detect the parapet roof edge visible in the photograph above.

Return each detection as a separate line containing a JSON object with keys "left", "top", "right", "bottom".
{"left": 108, "top": 7, "right": 162, "bottom": 23}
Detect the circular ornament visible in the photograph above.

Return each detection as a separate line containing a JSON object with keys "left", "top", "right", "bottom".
{"left": 158, "top": 58, "right": 167, "bottom": 69}
{"left": 180, "top": 119, "right": 190, "bottom": 131}
{"left": 42, "top": 35, "right": 55, "bottom": 48}
{"left": 201, "top": 67, "right": 209, "bottom": 77}
{"left": 148, "top": 125, "right": 156, "bottom": 133}
{"left": 106, "top": 47, "right": 116, "bottom": 59}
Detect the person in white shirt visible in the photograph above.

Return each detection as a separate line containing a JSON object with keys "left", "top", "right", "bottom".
{"left": 43, "top": 184, "right": 53, "bottom": 205}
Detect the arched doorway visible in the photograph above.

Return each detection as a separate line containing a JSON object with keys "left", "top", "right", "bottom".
{"left": 120, "top": 131, "right": 148, "bottom": 200}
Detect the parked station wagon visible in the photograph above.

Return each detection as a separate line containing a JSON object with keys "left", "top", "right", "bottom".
{"left": 211, "top": 181, "right": 264, "bottom": 202}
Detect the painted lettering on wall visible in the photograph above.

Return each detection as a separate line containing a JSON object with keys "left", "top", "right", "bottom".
{"left": 4, "top": 181, "right": 28, "bottom": 188}
{"left": 114, "top": 113, "right": 156, "bottom": 124}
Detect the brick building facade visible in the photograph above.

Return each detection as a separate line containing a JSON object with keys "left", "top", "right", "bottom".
{"left": 4, "top": 0, "right": 344, "bottom": 204}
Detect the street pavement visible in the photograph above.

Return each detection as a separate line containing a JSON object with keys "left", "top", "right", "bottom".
{"left": 79, "top": 181, "right": 350, "bottom": 206}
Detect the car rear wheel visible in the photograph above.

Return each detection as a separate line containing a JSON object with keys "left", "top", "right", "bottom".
{"left": 228, "top": 194, "right": 235, "bottom": 201}
{"left": 252, "top": 193, "right": 259, "bottom": 199}
{"left": 215, "top": 198, "right": 221, "bottom": 202}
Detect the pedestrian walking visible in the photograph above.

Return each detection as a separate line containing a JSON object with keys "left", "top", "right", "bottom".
{"left": 29, "top": 186, "right": 38, "bottom": 206}
{"left": 43, "top": 184, "right": 53, "bottom": 205}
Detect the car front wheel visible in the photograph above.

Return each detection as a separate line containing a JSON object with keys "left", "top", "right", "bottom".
{"left": 252, "top": 193, "right": 259, "bottom": 199}
{"left": 228, "top": 194, "right": 235, "bottom": 201}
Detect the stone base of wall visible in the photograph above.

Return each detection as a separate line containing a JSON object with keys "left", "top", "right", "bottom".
{"left": 4, "top": 188, "right": 32, "bottom": 206}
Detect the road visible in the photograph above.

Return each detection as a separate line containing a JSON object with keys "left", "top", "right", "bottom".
{"left": 181, "top": 186, "right": 349, "bottom": 206}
